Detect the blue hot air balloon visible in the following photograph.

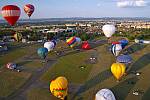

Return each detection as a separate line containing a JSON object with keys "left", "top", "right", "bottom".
{"left": 37, "top": 48, "right": 48, "bottom": 59}
{"left": 119, "top": 39, "right": 128, "bottom": 49}
{"left": 51, "top": 40, "right": 57, "bottom": 47}
{"left": 116, "top": 54, "right": 132, "bottom": 64}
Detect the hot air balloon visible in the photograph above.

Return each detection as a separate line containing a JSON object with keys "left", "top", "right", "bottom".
{"left": 119, "top": 39, "right": 128, "bottom": 49}
{"left": 44, "top": 41, "right": 55, "bottom": 51}
{"left": 75, "top": 37, "right": 82, "bottom": 45}
{"left": 102, "top": 24, "right": 116, "bottom": 38}
{"left": 2, "top": 5, "right": 21, "bottom": 26}
{"left": 66, "top": 37, "right": 77, "bottom": 48}
{"left": 14, "top": 32, "right": 22, "bottom": 42}
{"left": 50, "top": 76, "right": 68, "bottom": 100}
{"left": 37, "top": 48, "right": 48, "bottom": 59}
{"left": 24, "top": 4, "right": 34, "bottom": 18}
{"left": 116, "top": 55, "right": 132, "bottom": 64}
{"left": 51, "top": 40, "right": 57, "bottom": 47}
{"left": 111, "top": 63, "right": 125, "bottom": 81}
{"left": 82, "top": 41, "right": 90, "bottom": 50}
{"left": 6, "top": 62, "right": 17, "bottom": 70}
{"left": 95, "top": 89, "right": 116, "bottom": 100}
{"left": 111, "top": 44, "right": 122, "bottom": 56}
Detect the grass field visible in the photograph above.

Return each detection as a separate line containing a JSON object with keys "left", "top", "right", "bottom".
{"left": 0, "top": 43, "right": 42, "bottom": 68}
{"left": 41, "top": 51, "right": 92, "bottom": 84}
{"left": 0, "top": 40, "right": 150, "bottom": 100}
{"left": 0, "top": 68, "right": 31, "bottom": 97}
{"left": 27, "top": 42, "right": 150, "bottom": 100}
{"left": 0, "top": 42, "right": 42, "bottom": 97}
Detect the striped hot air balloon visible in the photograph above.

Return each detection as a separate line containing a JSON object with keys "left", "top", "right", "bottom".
{"left": 24, "top": 4, "right": 34, "bottom": 18}
{"left": 111, "top": 43, "right": 122, "bottom": 56}
{"left": 14, "top": 32, "right": 22, "bottom": 42}
{"left": 2, "top": 5, "right": 21, "bottom": 26}
{"left": 66, "top": 37, "right": 77, "bottom": 48}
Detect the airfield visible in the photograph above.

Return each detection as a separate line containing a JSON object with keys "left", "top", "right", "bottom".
{"left": 0, "top": 37, "right": 150, "bottom": 100}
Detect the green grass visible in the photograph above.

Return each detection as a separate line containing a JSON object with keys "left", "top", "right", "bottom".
{"left": 41, "top": 51, "right": 92, "bottom": 84}
{"left": 0, "top": 68, "right": 31, "bottom": 97}
{"left": 27, "top": 88, "right": 58, "bottom": 100}
{"left": 0, "top": 43, "right": 42, "bottom": 68}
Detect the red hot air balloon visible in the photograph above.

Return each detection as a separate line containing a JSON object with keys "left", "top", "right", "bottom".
{"left": 82, "top": 41, "right": 91, "bottom": 50}
{"left": 2, "top": 5, "right": 21, "bottom": 26}
{"left": 24, "top": 4, "right": 34, "bottom": 18}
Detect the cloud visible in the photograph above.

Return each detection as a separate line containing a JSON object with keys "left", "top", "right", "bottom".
{"left": 97, "top": 3, "right": 101, "bottom": 7}
{"left": 117, "top": 0, "right": 148, "bottom": 8}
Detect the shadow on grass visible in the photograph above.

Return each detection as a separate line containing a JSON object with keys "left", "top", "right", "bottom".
{"left": 17, "top": 61, "right": 32, "bottom": 66}
{"left": 128, "top": 53, "right": 150, "bottom": 73}
{"left": 123, "top": 43, "right": 147, "bottom": 55}
{"left": 73, "top": 69, "right": 112, "bottom": 98}
{"left": 111, "top": 77, "right": 139, "bottom": 100}
{"left": 142, "top": 87, "right": 150, "bottom": 100}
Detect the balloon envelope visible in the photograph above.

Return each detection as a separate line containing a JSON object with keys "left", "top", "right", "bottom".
{"left": 119, "top": 39, "right": 128, "bottom": 49}
{"left": 82, "top": 41, "right": 90, "bottom": 50}
{"left": 102, "top": 24, "right": 116, "bottom": 38}
{"left": 51, "top": 40, "right": 57, "bottom": 47}
{"left": 116, "top": 55, "right": 132, "bottom": 64}
{"left": 50, "top": 76, "right": 68, "bottom": 100}
{"left": 111, "top": 44, "right": 122, "bottom": 56}
{"left": 24, "top": 4, "right": 34, "bottom": 17}
{"left": 6, "top": 62, "right": 17, "bottom": 69}
{"left": 75, "top": 37, "right": 82, "bottom": 45}
{"left": 37, "top": 48, "right": 48, "bottom": 59}
{"left": 44, "top": 42, "right": 55, "bottom": 51}
{"left": 2, "top": 5, "right": 21, "bottom": 26}
{"left": 14, "top": 32, "right": 22, "bottom": 42}
{"left": 111, "top": 63, "right": 125, "bottom": 80}
{"left": 95, "top": 89, "right": 116, "bottom": 100}
{"left": 66, "top": 37, "right": 77, "bottom": 48}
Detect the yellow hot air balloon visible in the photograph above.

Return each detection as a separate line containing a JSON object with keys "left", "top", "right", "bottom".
{"left": 14, "top": 32, "right": 22, "bottom": 42}
{"left": 50, "top": 77, "right": 68, "bottom": 100}
{"left": 111, "top": 63, "right": 125, "bottom": 81}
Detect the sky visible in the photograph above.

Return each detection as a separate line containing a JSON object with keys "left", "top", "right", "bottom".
{"left": 0, "top": 0, "right": 150, "bottom": 19}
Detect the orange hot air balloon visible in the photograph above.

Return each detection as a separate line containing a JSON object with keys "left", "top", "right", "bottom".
{"left": 24, "top": 4, "right": 34, "bottom": 18}
{"left": 111, "top": 63, "right": 125, "bottom": 81}
{"left": 2, "top": 5, "right": 21, "bottom": 26}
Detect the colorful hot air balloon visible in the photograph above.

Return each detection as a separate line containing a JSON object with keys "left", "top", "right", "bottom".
{"left": 95, "top": 89, "right": 116, "bottom": 100}
{"left": 44, "top": 41, "right": 55, "bottom": 51}
{"left": 102, "top": 24, "right": 116, "bottom": 38}
{"left": 50, "top": 76, "right": 68, "bottom": 100}
{"left": 37, "top": 48, "right": 48, "bottom": 59}
{"left": 82, "top": 41, "right": 90, "bottom": 50}
{"left": 111, "top": 44, "right": 122, "bottom": 56}
{"left": 66, "top": 37, "right": 77, "bottom": 48}
{"left": 2, "top": 5, "right": 21, "bottom": 26}
{"left": 24, "top": 4, "right": 34, "bottom": 18}
{"left": 111, "top": 63, "right": 125, "bottom": 81}
{"left": 116, "top": 55, "right": 132, "bottom": 64}
{"left": 14, "top": 32, "right": 22, "bottom": 42}
{"left": 119, "top": 39, "right": 128, "bottom": 49}
{"left": 6, "top": 62, "right": 17, "bottom": 70}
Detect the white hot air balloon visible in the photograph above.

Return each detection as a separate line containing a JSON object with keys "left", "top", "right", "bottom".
{"left": 44, "top": 41, "right": 55, "bottom": 51}
{"left": 95, "top": 89, "right": 116, "bottom": 100}
{"left": 102, "top": 24, "right": 116, "bottom": 38}
{"left": 111, "top": 44, "right": 122, "bottom": 56}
